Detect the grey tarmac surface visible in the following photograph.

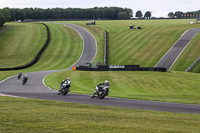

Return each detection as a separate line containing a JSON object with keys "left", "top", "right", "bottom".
{"left": 155, "top": 28, "right": 200, "bottom": 70}
{"left": 0, "top": 25, "right": 11, "bottom": 34}
{"left": 1, "top": 24, "right": 200, "bottom": 114}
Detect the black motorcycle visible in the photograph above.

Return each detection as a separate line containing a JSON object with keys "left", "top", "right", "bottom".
{"left": 22, "top": 77, "right": 28, "bottom": 85}
{"left": 91, "top": 85, "right": 109, "bottom": 99}
{"left": 18, "top": 74, "right": 22, "bottom": 79}
{"left": 58, "top": 81, "right": 71, "bottom": 95}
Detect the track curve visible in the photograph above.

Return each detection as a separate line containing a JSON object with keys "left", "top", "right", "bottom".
{"left": 0, "top": 25, "right": 11, "bottom": 34}
{"left": 1, "top": 24, "right": 200, "bottom": 114}
{"left": 155, "top": 28, "right": 200, "bottom": 70}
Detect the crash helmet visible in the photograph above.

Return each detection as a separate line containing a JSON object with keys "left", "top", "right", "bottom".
{"left": 66, "top": 77, "right": 70, "bottom": 80}
{"left": 24, "top": 74, "right": 28, "bottom": 77}
{"left": 105, "top": 80, "right": 109, "bottom": 83}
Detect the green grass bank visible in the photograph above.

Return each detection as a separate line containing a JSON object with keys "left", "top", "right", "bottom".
{"left": 1, "top": 96, "right": 200, "bottom": 133}
{"left": 45, "top": 70, "right": 200, "bottom": 104}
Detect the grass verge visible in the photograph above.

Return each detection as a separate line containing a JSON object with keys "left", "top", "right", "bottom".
{"left": 171, "top": 33, "right": 200, "bottom": 71}
{"left": 45, "top": 70, "right": 200, "bottom": 104}
{"left": 0, "top": 22, "right": 46, "bottom": 68}
{"left": 0, "top": 96, "right": 200, "bottom": 133}
{"left": 62, "top": 19, "right": 200, "bottom": 68}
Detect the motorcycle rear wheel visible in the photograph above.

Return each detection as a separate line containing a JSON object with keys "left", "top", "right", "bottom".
{"left": 99, "top": 91, "right": 106, "bottom": 99}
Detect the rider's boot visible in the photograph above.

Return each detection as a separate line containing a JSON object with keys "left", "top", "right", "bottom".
{"left": 58, "top": 90, "right": 61, "bottom": 95}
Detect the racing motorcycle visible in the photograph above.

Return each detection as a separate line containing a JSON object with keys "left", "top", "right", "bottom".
{"left": 22, "top": 77, "right": 28, "bottom": 85}
{"left": 58, "top": 80, "right": 71, "bottom": 95}
{"left": 91, "top": 85, "right": 109, "bottom": 99}
{"left": 18, "top": 73, "right": 22, "bottom": 79}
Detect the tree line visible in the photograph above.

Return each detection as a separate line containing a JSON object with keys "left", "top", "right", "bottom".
{"left": 135, "top": 10, "right": 152, "bottom": 19}
{"left": 168, "top": 10, "right": 200, "bottom": 18}
{"left": 0, "top": 8, "right": 11, "bottom": 27}
{"left": 6, "top": 7, "right": 133, "bottom": 21}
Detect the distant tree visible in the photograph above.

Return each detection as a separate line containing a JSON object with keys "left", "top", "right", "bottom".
{"left": 135, "top": 10, "right": 143, "bottom": 18}
{"left": 0, "top": 11, "right": 6, "bottom": 26}
{"left": 168, "top": 12, "right": 174, "bottom": 18}
{"left": 117, "top": 12, "right": 128, "bottom": 19}
{"left": 1, "top": 8, "right": 11, "bottom": 22}
{"left": 7, "top": 7, "right": 133, "bottom": 20}
{"left": 144, "top": 11, "right": 151, "bottom": 19}
{"left": 174, "top": 11, "right": 183, "bottom": 18}
{"left": 0, "top": 8, "right": 11, "bottom": 27}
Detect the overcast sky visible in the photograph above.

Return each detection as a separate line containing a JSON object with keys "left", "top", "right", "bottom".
{"left": 0, "top": 0, "right": 199, "bottom": 17}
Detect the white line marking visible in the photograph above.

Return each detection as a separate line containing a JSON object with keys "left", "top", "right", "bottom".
{"left": 168, "top": 32, "right": 199, "bottom": 70}
{"left": 42, "top": 23, "right": 97, "bottom": 90}
{"left": 0, "top": 75, "right": 16, "bottom": 84}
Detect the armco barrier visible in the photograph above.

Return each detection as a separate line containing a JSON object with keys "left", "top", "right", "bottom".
{"left": 185, "top": 56, "right": 200, "bottom": 72}
{"left": 0, "top": 23, "right": 50, "bottom": 71}
{"left": 75, "top": 65, "right": 166, "bottom": 72}
{"left": 104, "top": 30, "right": 108, "bottom": 66}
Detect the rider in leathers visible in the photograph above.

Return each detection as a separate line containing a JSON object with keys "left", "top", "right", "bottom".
{"left": 58, "top": 77, "right": 71, "bottom": 95}
{"left": 92, "top": 80, "right": 110, "bottom": 98}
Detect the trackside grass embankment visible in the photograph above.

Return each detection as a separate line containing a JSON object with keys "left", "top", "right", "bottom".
{"left": 171, "top": 33, "right": 200, "bottom": 72}
{"left": 64, "top": 20, "right": 200, "bottom": 69}
{"left": 45, "top": 70, "right": 200, "bottom": 104}
{"left": 0, "top": 23, "right": 83, "bottom": 81}
{"left": 1, "top": 96, "right": 200, "bottom": 133}
{"left": 22, "top": 23, "right": 83, "bottom": 72}
{"left": 0, "top": 23, "right": 47, "bottom": 68}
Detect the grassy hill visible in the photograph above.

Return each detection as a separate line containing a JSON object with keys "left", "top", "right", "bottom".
{"left": 0, "top": 23, "right": 46, "bottom": 68}
{"left": 1, "top": 20, "right": 200, "bottom": 132}
{"left": 0, "top": 22, "right": 83, "bottom": 80}
{"left": 171, "top": 33, "right": 200, "bottom": 72}
{"left": 1, "top": 96, "right": 200, "bottom": 133}
{"left": 45, "top": 70, "right": 200, "bottom": 104}
{"left": 65, "top": 19, "right": 200, "bottom": 68}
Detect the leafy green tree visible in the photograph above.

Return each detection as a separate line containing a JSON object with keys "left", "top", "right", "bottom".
{"left": 168, "top": 12, "right": 174, "bottom": 18}
{"left": 144, "top": 11, "right": 151, "bottom": 19}
{"left": 135, "top": 10, "right": 143, "bottom": 18}
{"left": 7, "top": 7, "right": 133, "bottom": 20}
{"left": 117, "top": 12, "right": 128, "bottom": 19}
{"left": 1, "top": 8, "right": 11, "bottom": 22}
{"left": 0, "top": 11, "right": 6, "bottom": 26}
{"left": 174, "top": 11, "right": 183, "bottom": 18}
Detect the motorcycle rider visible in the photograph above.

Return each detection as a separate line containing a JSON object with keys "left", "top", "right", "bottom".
{"left": 58, "top": 77, "right": 71, "bottom": 95}
{"left": 92, "top": 80, "right": 110, "bottom": 98}
{"left": 18, "top": 72, "right": 22, "bottom": 79}
{"left": 22, "top": 74, "right": 28, "bottom": 84}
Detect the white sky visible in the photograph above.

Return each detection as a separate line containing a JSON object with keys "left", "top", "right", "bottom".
{"left": 0, "top": 0, "right": 199, "bottom": 18}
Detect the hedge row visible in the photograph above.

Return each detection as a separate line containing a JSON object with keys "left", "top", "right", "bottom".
{"left": 0, "top": 23, "right": 50, "bottom": 71}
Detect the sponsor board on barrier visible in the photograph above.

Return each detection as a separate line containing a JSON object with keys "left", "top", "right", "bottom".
{"left": 109, "top": 65, "right": 125, "bottom": 68}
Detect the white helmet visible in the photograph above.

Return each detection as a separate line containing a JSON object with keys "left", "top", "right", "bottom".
{"left": 105, "top": 80, "right": 109, "bottom": 83}
{"left": 24, "top": 75, "right": 28, "bottom": 77}
{"left": 66, "top": 77, "right": 70, "bottom": 80}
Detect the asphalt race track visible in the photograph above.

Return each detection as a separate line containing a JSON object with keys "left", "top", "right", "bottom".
{"left": 155, "top": 28, "right": 200, "bottom": 70}
{"left": 1, "top": 24, "right": 200, "bottom": 114}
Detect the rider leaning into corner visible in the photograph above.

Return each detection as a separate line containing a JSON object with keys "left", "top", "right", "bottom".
{"left": 58, "top": 77, "right": 71, "bottom": 94}
{"left": 22, "top": 74, "right": 28, "bottom": 84}
{"left": 92, "top": 80, "right": 110, "bottom": 98}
